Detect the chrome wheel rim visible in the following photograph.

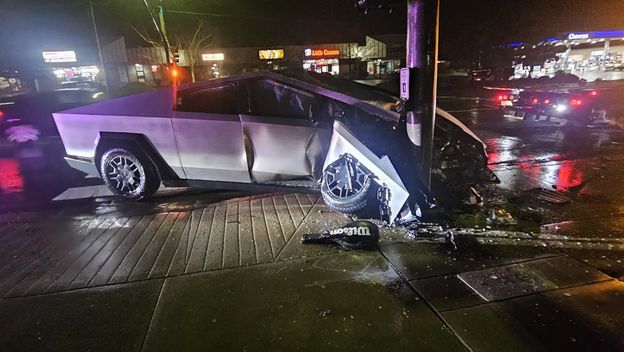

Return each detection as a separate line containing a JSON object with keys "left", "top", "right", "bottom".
{"left": 325, "top": 158, "right": 369, "bottom": 198}
{"left": 105, "top": 153, "right": 145, "bottom": 196}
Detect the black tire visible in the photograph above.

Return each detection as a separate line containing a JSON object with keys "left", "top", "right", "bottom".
{"left": 321, "top": 156, "right": 372, "bottom": 214}
{"left": 99, "top": 147, "right": 160, "bottom": 201}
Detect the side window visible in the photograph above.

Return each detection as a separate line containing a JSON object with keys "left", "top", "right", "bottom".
{"left": 247, "top": 79, "right": 315, "bottom": 120}
{"left": 177, "top": 84, "right": 238, "bottom": 114}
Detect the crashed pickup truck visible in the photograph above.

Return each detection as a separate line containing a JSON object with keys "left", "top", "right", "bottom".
{"left": 53, "top": 70, "right": 497, "bottom": 223}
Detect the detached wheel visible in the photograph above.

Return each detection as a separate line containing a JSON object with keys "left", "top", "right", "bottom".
{"left": 100, "top": 148, "right": 160, "bottom": 200}
{"left": 321, "top": 156, "right": 371, "bottom": 214}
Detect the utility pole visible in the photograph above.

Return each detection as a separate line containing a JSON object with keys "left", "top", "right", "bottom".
{"left": 89, "top": 0, "right": 108, "bottom": 94}
{"left": 158, "top": 4, "right": 172, "bottom": 66}
{"left": 141, "top": 0, "right": 171, "bottom": 69}
{"left": 404, "top": 0, "right": 440, "bottom": 188}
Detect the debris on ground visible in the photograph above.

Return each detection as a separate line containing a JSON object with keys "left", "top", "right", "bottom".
{"left": 301, "top": 220, "right": 380, "bottom": 250}
{"left": 488, "top": 208, "right": 519, "bottom": 226}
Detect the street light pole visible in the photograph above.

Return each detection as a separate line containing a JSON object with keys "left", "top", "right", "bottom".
{"left": 405, "top": 0, "right": 440, "bottom": 188}
{"left": 89, "top": 0, "right": 108, "bottom": 94}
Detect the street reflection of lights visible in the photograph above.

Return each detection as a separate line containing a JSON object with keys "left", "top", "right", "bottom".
{"left": 0, "top": 159, "right": 24, "bottom": 193}
{"left": 486, "top": 137, "right": 520, "bottom": 165}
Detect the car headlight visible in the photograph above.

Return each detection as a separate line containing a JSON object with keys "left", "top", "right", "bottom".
{"left": 555, "top": 104, "right": 568, "bottom": 112}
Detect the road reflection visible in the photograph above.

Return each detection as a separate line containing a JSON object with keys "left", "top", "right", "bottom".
{"left": 0, "top": 141, "right": 85, "bottom": 211}
{"left": 0, "top": 158, "right": 24, "bottom": 193}
{"left": 485, "top": 135, "right": 588, "bottom": 191}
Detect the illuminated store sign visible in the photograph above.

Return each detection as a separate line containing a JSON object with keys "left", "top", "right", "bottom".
{"left": 258, "top": 49, "right": 284, "bottom": 60}
{"left": 202, "top": 53, "right": 225, "bottom": 61}
{"left": 305, "top": 48, "right": 340, "bottom": 57}
{"left": 42, "top": 51, "right": 77, "bottom": 63}
{"left": 568, "top": 33, "right": 590, "bottom": 40}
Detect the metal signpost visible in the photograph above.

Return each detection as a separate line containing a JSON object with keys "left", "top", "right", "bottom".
{"left": 357, "top": 0, "right": 440, "bottom": 188}
{"left": 403, "top": 0, "right": 440, "bottom": 188}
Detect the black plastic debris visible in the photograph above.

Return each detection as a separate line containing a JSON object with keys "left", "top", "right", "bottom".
{"left": 301, "top": 220, "right": 380, "bottom": 250}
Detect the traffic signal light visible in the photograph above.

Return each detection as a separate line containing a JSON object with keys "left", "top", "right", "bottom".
{"left": 173, "top": 49, "right": 180, "bottom": 64}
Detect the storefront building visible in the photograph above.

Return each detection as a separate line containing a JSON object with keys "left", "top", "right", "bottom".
{"left": 502, "top": 30, "right": 624, "bottom": 82}
{"left": 40, "top": 48, "right": 105, "bottom": 84}
{"left": 303, "top": 48, "right": 341, "bottom": 75}
{"left": 99, "top": 35, "right": 399, "bottom": 87}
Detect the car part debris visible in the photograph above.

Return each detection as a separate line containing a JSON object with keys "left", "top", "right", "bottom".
{"left": 468, "top": 187, "right": 483, "bottom": 206}
{"left": 445, "top": 230, "right": 458, "bottom": 250}
{"left": 301, "top": 220, "right": 380, "bottom": 250}
{"left": 488, "top": 209, "right": 518, "bottom": 226}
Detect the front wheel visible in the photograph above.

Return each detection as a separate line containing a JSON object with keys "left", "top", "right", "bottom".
{"left": 100, "top": 148, "right": 160, "bottom": 200}
{"left": 321, "top": 155, "right": 372, "bottom": 214}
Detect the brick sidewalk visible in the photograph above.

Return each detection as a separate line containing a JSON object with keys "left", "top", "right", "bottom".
{"left": 0, "top": 193, "right": 346, "bottom": 298}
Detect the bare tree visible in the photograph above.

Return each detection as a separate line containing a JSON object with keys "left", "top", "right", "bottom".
{"left": 172, "top": 21, "right": 212, "bottom": 82}
{"left": 134, "top": 20, "right": 211, "bottom": 83}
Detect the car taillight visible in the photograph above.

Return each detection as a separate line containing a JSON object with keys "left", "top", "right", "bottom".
{"left": 570, "top": 99, "right": 582, "bottom": 106}
{"left": 0, "top": 110, "right": 4, "bottom": 119}
{"left": 590, "top": 90, "right": 598, "bottom": 96}
{"left": 531, "top": 98, "right": 539, "bottom": 104}
{"left": 544, "top": 99, "right": 550, "bottom": 104}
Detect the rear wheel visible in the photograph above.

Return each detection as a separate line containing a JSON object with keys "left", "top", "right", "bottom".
{"left": 100, "top": 148, "right": 160, "bottom": 200}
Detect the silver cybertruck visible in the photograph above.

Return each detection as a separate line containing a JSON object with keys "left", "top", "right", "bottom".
{"left": 53, "top": 70, "right": 497, "bottom": 223}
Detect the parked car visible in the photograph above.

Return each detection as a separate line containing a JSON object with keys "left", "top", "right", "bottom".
{"left": 60, "top": 80, "right": 106, "bottom": 97}
{"left": 1, "top": 88, "right": 106, "bottom": 140}
{"left": 503, "top": 89, "right": 604, "bottom": 127}
{"left": 470, "top": 69, "right": 493, "bottom": 82}
{"left": 605, "top": 63, "right": 624, "bottom": 71}
{"left": 53, "top": 70, "right": 497, "bottom": 223}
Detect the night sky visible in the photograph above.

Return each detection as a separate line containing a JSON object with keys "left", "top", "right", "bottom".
{"left": 0, "top": 0, "right": 622, "bottom": 69}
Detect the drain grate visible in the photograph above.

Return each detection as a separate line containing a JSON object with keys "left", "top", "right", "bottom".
{"left": 526, "top": 188, "right": 572, "bottom": 204}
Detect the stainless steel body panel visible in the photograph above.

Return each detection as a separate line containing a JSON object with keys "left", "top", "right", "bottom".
{"left": 53, "top": 113, "right": 185, "bottom": 177}
{"left": 64, "top": 156, "right": 99, "bottom": 177}
{"left": 240, "top": 115, "right": 327, "bottom": 183}
{"left": 172, "top": 111, "right": 251, "bottom": 183}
